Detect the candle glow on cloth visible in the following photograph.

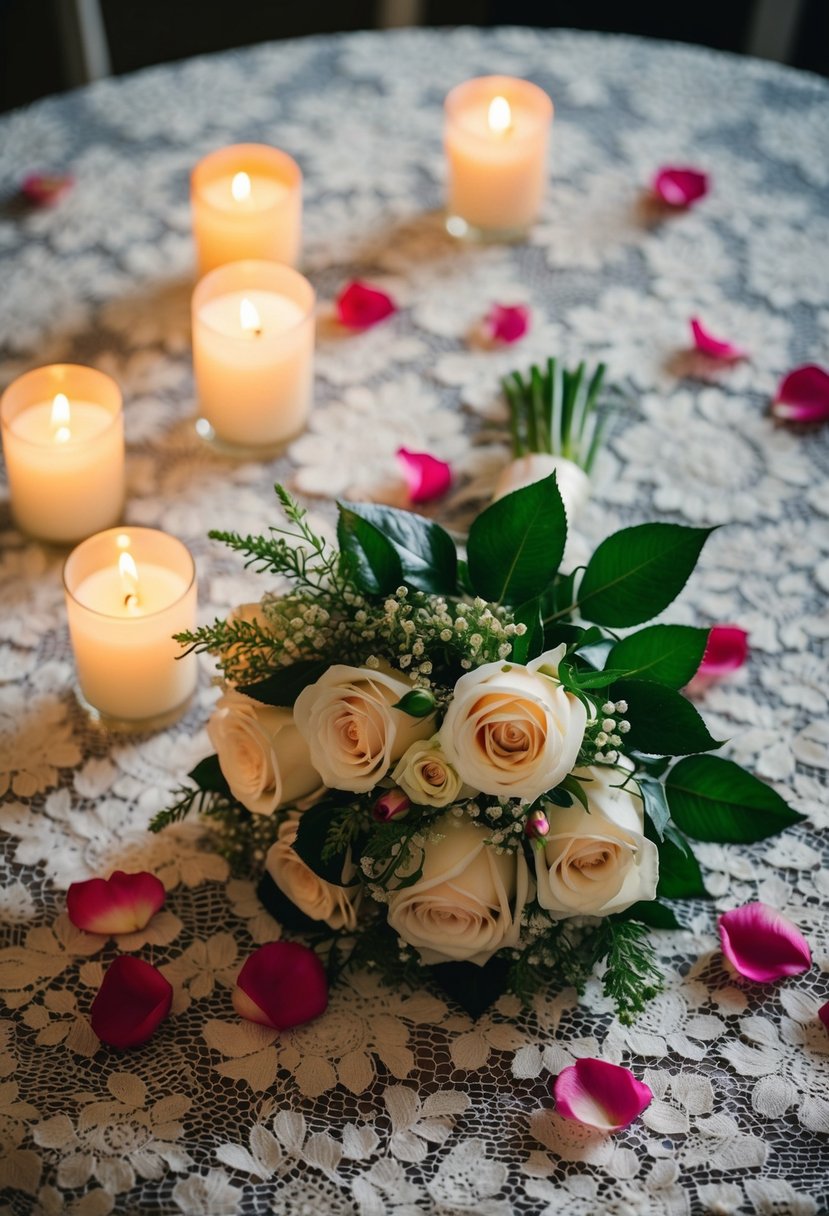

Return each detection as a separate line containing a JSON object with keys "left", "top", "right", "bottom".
{"left": 64, "top": 527, "right": 197, "bottom": 728}
{"left": 192, "top": 260, "right": 315, "bottom": 453}
{"left": 0, "top": 364, "right": 125, "bottom": 544}
{"left": 444, "top": 75, "right": 553, "bottom": 239}
{"left": 191, "top": 143, "right": 302, "bottom": 275}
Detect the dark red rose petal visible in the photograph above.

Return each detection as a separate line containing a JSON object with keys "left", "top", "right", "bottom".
{"left": 233, "top": 941, "right": 328, "bottom": 1031}
{"left": 67, "top": 870, "right": 166, "bottom": 936}
{"left": 90, "top": 956, "right": 173, "bottom": 1049}
{"left": 21, "top": 172, "right": 74, "bottom": 206}
{"left": 336, "top": 280, "right": 397, "bottom": 330}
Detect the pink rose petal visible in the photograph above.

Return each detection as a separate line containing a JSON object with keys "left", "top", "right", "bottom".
{"left": 699, "top": 625, "right": 749, "bottom": 678}
{"left": 719, "top": 902, "right": 811, "bottom": 983}
{"left": 771, "top": 364, "right": 829, "bottom": 424}
{"left": 90, "top": 956, "right": 173, "bottom": 1049}
{"left": 652, "top": 166, "right": 709, "bottom": 208}
{"left": 483, "top": 303, "right": 531, "bottom": 345}
{"left": 373, "top": 788, "right": 411, "bottom": 822}
{"left": 21, "top": 172, "right": 74, "bottom": 206}
{"left": 819, "top": 1002, "right": 829, "bottom": 1034}
{"left": 336, "top": 280, "right": 397, "bottom": 330}
{"left": 67, "top": 870, "right": 166, "bottom": 936}
{"left": 690, "top": 318, "right": 747, "bottom": 361}
{"left": 553, "top": 1059, "right": 652, "bottom": 1132}
{"left": 396, "top": 447, "right": 452, "bottom": 504}
{"left": 232, "top": 941, "right": 328, "bottom": 1031}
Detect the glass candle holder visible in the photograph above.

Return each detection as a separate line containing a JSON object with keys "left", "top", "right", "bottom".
{"left": 64, "top": 527, "right": 198, "bottom": 732}
{"left": 1, "top": 364, "right": 125, "bottom": 545}
{"left": 444, "top": 75, "right": 553, "bottom": 242}
{"left": 192, "top": 143, "right": 302, "bottom": 276}
{"left": 192, "top": 259, "right": 315, "bottom": 456}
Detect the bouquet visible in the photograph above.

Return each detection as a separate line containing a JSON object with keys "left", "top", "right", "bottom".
{"left": 152, "top": 370, "right": 800, "bottom": 1023}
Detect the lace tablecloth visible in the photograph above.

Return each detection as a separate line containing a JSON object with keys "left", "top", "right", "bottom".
{"left": 1, "top": 26, "right": 828, "bottom": 1216}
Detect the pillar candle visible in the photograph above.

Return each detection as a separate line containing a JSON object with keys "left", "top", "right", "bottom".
{"left": 444, "top": 76, "right": 553, "bottom": 239}
{"left": 192, "top": 143, "right": 302, "bottom": 275}
{"left": 192, "top": 260, "right": 315, "bottom": 453}
{"left": 1, "top": 364, "right": 125, "bottom": 544}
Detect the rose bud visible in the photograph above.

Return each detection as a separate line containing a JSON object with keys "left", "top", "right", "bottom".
{"left": 373, "top": 789, "right": 411, "bottom": 822}
{"left": 525, "top": 808, "right": 550, "bottom": 841}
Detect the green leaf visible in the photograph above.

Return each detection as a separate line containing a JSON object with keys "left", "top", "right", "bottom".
{"left": 393, "top": 688, "right": 437, "bottom": 718}
{"left": 577, "top": 524, "right": 717, "bottom": 627}
{"left": 467, "top": 473, "right": 567, "bottom": 606}
{"left": 240, "top": 658, "right": 330, "bottom": 708}
{"left": 188, "top": 754, "right": 231, "bottom": 797}
{"left": 655, "top": 833, "right": 709, "bottom": 900}
{"left": 338, "top": 501, "right": 457, "bottom": 595}
{"left": 560, "top": 772, "right": 590, "bottom": 812}
{"left": 608, "top": 625, "right": 709, "bottom": 688}
{"left": 511, "top": 598, "right": 544, "bottom": 664}
{"left": 292, "top": 804, "right": 355, "bottom": 886}
{"left": 561, "top": 664, "right": 631, "bottom": 691}
{"left": 337, "top": 507, "right": 402, "bottom": 595}
{"left": 610, "top": 678, "right": 723, "bottom": 756}
{"left": 666, "top": 755, "right": 805, "bottom": 843}
{"left": 618, "top": 901, "right": 681, "bottom": 929}
{"left": 639, "top": 775, "right": 671, "bottom": 841}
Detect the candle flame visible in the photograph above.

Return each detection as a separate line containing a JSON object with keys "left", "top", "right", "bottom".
{"left": 231, "top": 171, "right": 251, "bottom": 202}
{"left": 488, "top": 95, "right": 512, "bottom": 134}
{"left": 51, "top": 392, "right": 71, "bottom": 443}
{"left": 240, "top": 296, "right": 262, "bottom": 336}
{"left": 118, "top": 551, "right": 140, "bottom": 609}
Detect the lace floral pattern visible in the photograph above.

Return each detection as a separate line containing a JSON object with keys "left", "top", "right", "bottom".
{"left": 1, "top": 26, "right": 828, "bottom": 1215}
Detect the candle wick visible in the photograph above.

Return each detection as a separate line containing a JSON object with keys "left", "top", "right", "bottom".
{"left": 124, "top": 593, "right": 140, "bottom": 610}
{"left": 253, "top": 325, "right": 262, "bottom": 337}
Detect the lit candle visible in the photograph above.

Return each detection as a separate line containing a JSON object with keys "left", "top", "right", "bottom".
{"left": 1, "top": 364, "right": 125, "bottom": 544}
{"left": 63, "top": 527, "right": 198, "bottom": 729}
{"left": 192, "top": 260, "right": 315, "bottom": 454}
{"left": 444, "top": 75, "right": 553, "bottom": 240}
{"left": 191, "top": 143, "right": 302, "bottom": 276}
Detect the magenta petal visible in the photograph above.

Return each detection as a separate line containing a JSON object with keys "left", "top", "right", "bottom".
{"left": 819, "top": 1002, "right": 829, "bottom": 1034}
{"left": 90, "top": 956, "right": 172, "bottom": 1049}
{"left": 336, "top": 280, "right": 397, "bottom": 330}
{"left": 483, "top": 303, "right": 531, "bottom": 345}
{"left": 690, "top": 318, "right": 747, "bottom": 361}
{"left": 699, "top": 625, "right": 749, "bottom": 678}
{"left": 21, "top": 172, "right": 73, "bottom": 206}
{"left": 719, "top": 902, "right": 812, "bottom": 983}
{"left": 653, "top": 166, "right": 709, "bottom": 208}
{"left": 553, "top": 1059, "right": 652, "bottom": 1132}
{"left": 396, "top": 447, "right": 452, "bottom": 504}
{"left": 67, "top": 870, "right": 166, "bottom": 936}
{"left": 771, "top": 364, "right": 829, "bottom": 424}
{"left": 233, "top": 941, "right": 328, "bottom": 1031}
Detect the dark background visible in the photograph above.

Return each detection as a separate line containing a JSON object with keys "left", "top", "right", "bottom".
{"left": 1, "top": 0, "right": 827, "bottom": 114}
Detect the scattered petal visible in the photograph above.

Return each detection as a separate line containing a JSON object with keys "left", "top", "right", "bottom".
{"left": 20, "top": 172, "right": 74, "bottom": 206}
{"left": 553, "top": 1059, "right": 653, "bottom": 1132}
{"left": 90, "top": 956, "right": 173, "bottom": 1049}
{"left": 396, "top": 447, "right": 452, "bottom": 504}
{"left": 233, "top": 941, "right": 328, "bottom": 1031}
{"left": 67, "top": 870, "right": 166, "bottom": 936}
{"left": 819, "top": 1002, "right": 829, "bottom": 1034}
{"left": 483, "top": 303, "right": 531, "bottom": 345}
{"left": 652, "top": 166, "right": 709, "bottom": 208}
{"left": 690, "top": 318, "right": 747, "bottom": 361}
{"left": 719, "top": 902, "right": 811, "bottom": 983}
{"left": 336, "top": 281, "right": 397, "bottom": 330}
{"left": 771, "top": 364, "right": 829, "bottom": 424}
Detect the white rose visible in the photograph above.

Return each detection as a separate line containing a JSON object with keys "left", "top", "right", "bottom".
{"left": 391, "top": 737, "right": 476, "bottom": 808}
{"left": 207, "top": 688, "right": 322, "bottom": 816}
{"left": 534, "top": 761, "right": 659, "bottom": 918}
{"left": 492, "top": 454, "right": 591, "bottom": 522}
{"left": 439, "top": 646, "right": 587, "bottom": 802}
{"left": 293, "top": 662, "right": 434, "bottom": 793}
{"left": 265, "top": 813, "right": 361, "bottom": 931}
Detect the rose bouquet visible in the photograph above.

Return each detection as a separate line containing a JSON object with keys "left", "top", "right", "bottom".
{"left": 152, "top": 474, "right": 801, "bottom": 1021}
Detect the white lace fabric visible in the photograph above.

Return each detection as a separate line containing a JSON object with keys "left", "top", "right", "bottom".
{"left": 1, "top": 26, "right": 828, "bottom": 1216}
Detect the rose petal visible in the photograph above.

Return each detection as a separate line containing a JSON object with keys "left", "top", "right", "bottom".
{"left": 396, "top": 447, "right": 452, "bottom": 504}
{"left": 233, "top": 941, "right": 328, "bottom": 1031}
{"left": 336, "top": 280, "right": 397, "bottom": 330}
{"left": 483, "top": 303, "right": 530, "bottom": 345}
{"left": 652, "top": 166, "right": 709, "bottom": 208}
{"left": 699, "top": 625, "right": 749, "bottom": 678}
{"left": 719, "top": 902, "right": 812, "bottom": 983}
{"left": 819, "top": 1002, "right": 829, "bottom": 1034}
{"left": 21, "top": 172, "right": 74, "bottom": 206}
{"left": 553, "top": 1059, "right": 653, "bottom": 1132}
{"left": 67, "top": 870, "right": 166, "bottom": 936}
{"left": 690, "top": 318, "right": 747, "bottom": 361}
{"left": 90, "top": 956, "right": 173, "bottom": 1049}
{"left": 771, "top": 364, "right": 829, "bottom": 424}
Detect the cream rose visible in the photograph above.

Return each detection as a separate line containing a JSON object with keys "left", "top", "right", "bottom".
{"left": 391, "top": 737, "right": 476, "bottom": 808}
{"left": 293, "top": 662, "right": 434, "bottom": 793}
{"left": 207, "top": 688, "right": 322, "bottom": 816}
{"left": 387, "top": 812, "right": 531, "bottom": 965}
{"left": 534, "top": 761, "right": 659, "bottom": 918}
{"left": 265, "top": 813, "right": 361, "bottom": 930}
{"left": 438, "top": 646, "right": 587, "bottom": 802}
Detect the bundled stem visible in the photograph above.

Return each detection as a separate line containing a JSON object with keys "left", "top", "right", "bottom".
{"left": 504, "top": 357, "right": 609, "bottom": 471}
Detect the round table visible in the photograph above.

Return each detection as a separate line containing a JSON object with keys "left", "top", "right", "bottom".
{"left": 1, "top": 26, "right": 828, "bottom": 1216}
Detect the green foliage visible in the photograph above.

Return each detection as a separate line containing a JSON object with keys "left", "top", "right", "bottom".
{"left": 510, "top": 598, "right": 543, "bottom": 663}
{"left": 503, "top": 356, "right": 609, "bottom": 470}
{"left": 241, "top": 659, "right": 332, "bottom": 708}
{"left": 337, "top": 501, "right": 458, "bottom": 596}
{"left": 638, "top": 775, "right": 671, "bottom": 840}
{"left": 597, "top": 920, "right": 664, "bottom": 1022}
{"left": 654, "top": 831, "right": 710, "bottom": 900}
{"left": 610, "top": 678, "right": 722, "bottom": 755}
{"left": 608, "top": 624, "right": 710, "bottom": 688}
{"left": 619, "top": 901, "right": 681, "bottom": 929}
{"left": 467, "top": 473, "right": 567, "bottom": 605}
{"left": 292, "top": 801, "right": 362, "bottom": 886}
{"left": 393, "top": 688, "right": 438, "bottom": 717}
{"left": 337, "top": 507, "right": 403, "bottom": 595}
{"left": 666, "top": 754, "right": 804, "bottom": 842}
